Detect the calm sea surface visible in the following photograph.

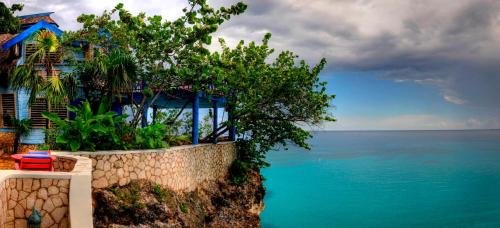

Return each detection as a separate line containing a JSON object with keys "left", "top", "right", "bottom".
{"left": 261, "top": 130, "right": 500, "bottom": 227}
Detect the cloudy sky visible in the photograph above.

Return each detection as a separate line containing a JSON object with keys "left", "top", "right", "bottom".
{"left": 7, "top": 0, "right": 500, "bottom": 130}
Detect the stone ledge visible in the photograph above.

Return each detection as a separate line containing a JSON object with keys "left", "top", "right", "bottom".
{"left": 53, "top": 141, "right": 235, "bottom": 155}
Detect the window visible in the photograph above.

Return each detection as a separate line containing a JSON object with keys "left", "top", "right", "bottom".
{"left": 30, "top": 98, "right": 68, "bottom": 128}
{"left": 50, "top": 103, "right": 68, "bottom": 123}
{"left": 0, "top": 94, "right": 16, "bottom": 128}
{"left": 24, "top": 43, "right": 63, "bottom": 64}
{"left": 31, "top": 98, "right": 47, "bottom": 128}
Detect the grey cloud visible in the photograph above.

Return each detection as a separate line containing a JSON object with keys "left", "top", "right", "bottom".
{"left": 7, "top": 0, "right": 500, "bottom": 114}
{"left": 213, "top": 0, "right": 500, "bottom": 114}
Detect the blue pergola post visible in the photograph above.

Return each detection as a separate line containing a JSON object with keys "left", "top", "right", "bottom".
{"left": 192, "top": 92, "right": 200, "bottom": 145}
{"left": 141, "top": 102, "right": 149, "bottom": 128}
{"left": 152, "top": 105, "right": 158, "bottom": 125}
{"left": 212, "top": 100, "right": 218, "bottom": 144}
{"left": 111, "top": 102, "right": 123, "bottom": 116}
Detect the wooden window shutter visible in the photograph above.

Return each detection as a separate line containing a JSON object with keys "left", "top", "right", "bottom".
{"left": 25, "top": 43, "right": 63, "bottom": 64}
{"left": 24, "top": 43, "right": 37, "bottom": 61}
{"left": 50, "top": 47, "right": 63, "bottom": 63}
{"left": 31, "top": 98, "right": 47, "bottom": 128}
{"left": 0, "top": 94, "right": 16, "bottom": 128}
{"left": 49, "top": 103, "right": 68, "bottom": 127}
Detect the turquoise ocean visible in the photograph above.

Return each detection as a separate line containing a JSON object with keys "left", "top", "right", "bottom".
{"left": 260, "top": 130, "right": 500, "bottom": 227}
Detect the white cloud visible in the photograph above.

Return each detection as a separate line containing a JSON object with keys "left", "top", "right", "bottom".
{"left": 316, "top": 114, "right": 493, "bottom": 131}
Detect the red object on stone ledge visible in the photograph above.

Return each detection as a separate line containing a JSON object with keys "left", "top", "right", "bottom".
{"left": 11, "top": 154, "right": 56, "bottom": 171}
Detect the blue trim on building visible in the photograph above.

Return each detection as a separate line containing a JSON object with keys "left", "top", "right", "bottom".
{"left": 2, "top": 20, "right": 63, "bottom": 50}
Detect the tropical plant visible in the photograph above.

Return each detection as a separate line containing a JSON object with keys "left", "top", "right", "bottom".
{"left": 9, "top": 30, "right": 68, "bottom": 107}
{"left": 165, "top": 135, "right": 191, "bottom": 146}
{"left": 134, "top": 123, "right": 167, "bottom": 149}
{"left": 75, "top": 48, "right": 137, "bottom": 107}
{"left": 4, "top": 116, "right": 31, "bottom": 154}
{"left": 42, "top": 100, "right": 129, "bottom": 151}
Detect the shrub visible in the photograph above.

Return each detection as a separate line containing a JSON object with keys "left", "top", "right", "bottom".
{"left": 134, "top": 123, "right": 168, "bottom": 149}
{"left": 152, "top": 184, "right": 168, "bottom": 203}
{"left": 179, "top": 202, "right": 189, "bottom": 213}
{"left": 42, "top": 100, "right": 130, "bottom": 151}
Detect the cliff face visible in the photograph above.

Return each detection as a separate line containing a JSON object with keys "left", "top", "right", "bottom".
{"left": 93, "top": 170, "right": 265, "bottom": 227}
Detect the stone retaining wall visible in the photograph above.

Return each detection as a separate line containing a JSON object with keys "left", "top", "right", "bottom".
{"left": 57, "top": 142, "right": 237, "bottom": 192}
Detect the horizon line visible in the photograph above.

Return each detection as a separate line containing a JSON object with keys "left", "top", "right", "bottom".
{"left": 310, "top": 129, "right": 500, "bottom": 132}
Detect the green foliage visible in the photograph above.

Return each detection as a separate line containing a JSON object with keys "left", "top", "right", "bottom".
{"left": 208, "top": 35, "right": 335, "bottom": 181}
{"left": 67, "top": 1, "right": 247, "bottom": 128}
{"left": 9, "top": 30, "right": 69, "bottom": 107}
{"left": 43, "top": 128, "right": 58, "bottom": 150}
{"left": 179, "top": 202, "right": 189, "bottom": 213}
{"left": 229, "top": 159, "right": 251, "bottom": 185}
{"left": 75, "top": 48, "right": 137, "bottom": 105}
{"left": 0, "top": 2, "right": 23, "bottom": 34}
{"left": 152, "top": 184, "right": 168, "bottom": 203}
{"left": 134, "top": 123, "right": 167, "bottom": 149}
{"left": 165, "top": 135, "right": 192, "bottom": 146}
{"left": 111, "top": 182, "right": 144, "bottom": 209}
{"left": 155, "top": 109, "right": 194, "bottom": 144}
{"left": 42, "top": 100, "right": 130, "bottom": 151}
{"left": 43, "top": 99, "right": 171, "bottom": 151}
{"left": 36, "top": 144, "right": 51, "bottom": 150}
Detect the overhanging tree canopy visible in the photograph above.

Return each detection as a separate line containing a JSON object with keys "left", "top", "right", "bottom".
{"left": 65, "top": 1, "right": 335, "bottom": 171}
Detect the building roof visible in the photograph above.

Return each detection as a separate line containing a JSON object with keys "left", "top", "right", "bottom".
{"left": 0, "top": 34, "right": 16, "bottom": 70}
{"left": 20, "top": 15, "right": 57, "bottom": 26}
{"left": 19, "top": 12, "right": 58, "bottom": 29}
{"left": 0, "top": 34, "right": 14, "bottom": 47}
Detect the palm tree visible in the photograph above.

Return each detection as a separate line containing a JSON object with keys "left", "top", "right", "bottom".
{"left": 9, "top": 30, "right": 67, "bottom": 106}
{"left": 76, "top": 48, "right": 137, "bottom": 108}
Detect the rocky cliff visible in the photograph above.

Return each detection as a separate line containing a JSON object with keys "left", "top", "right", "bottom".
{"left": 93, "top": 170, "right": 265, "bottom": 227}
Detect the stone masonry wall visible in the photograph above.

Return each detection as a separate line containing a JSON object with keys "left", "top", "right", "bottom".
{"left": 1, "top": 178, "right": 70, "bottom": 228}
{"left": 72, "top": 142, "right": 237, "bottom": 192}
{"left": 0, "top": 179, "right": 9, "bottom": 227}
{"left": 53, "top": 158, "right": 77, "bottom": 172}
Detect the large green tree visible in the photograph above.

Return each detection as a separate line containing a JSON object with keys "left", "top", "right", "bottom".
{"left": 68, "top": 1, "right": 247, "bottom": 127}
{"left": 0, "top": 2, "right": 23, "bottom": 34}
{"left": 201, "top": 35, "right": 335, "bottom": 178}
{"left": 65, "top": 1, "right": 335, "bottom": 176}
